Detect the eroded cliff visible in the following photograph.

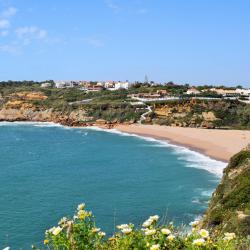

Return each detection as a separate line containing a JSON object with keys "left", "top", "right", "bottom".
{"left": 201, "top": 145, "right": 250, "bottom": 236}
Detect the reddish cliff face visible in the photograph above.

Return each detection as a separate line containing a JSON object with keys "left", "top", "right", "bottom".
{"left": 0, "top": 107, "right": 94, "bottom": 126}
{"left": 0, "top": 91, "right": 94, "bottom": 126}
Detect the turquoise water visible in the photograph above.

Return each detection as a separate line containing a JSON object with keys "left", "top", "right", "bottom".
{"left": 0, "top": 122, "right": 226, "bottom": 249}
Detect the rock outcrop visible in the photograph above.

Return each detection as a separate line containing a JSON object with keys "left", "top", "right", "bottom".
{"left": 10, "top": 91, "right": 48, "bottom": 100}
{"left": 0, "top": 107, "right": 94, "bottom": 127}
{"left": 201, "top": 145, "right": 250, "bottom": 236}
{"left": 153, "top": 100, "right": 220, "bottom": 128}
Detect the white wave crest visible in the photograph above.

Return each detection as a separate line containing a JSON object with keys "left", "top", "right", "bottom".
{"left": 0, "top": 122, "right": 227, "bottom": 177}
{"left": 0, "top": 121, "right": 63, "bottom": 127}
{"left": 80, "top": 127, "right": 226, "bottom": 177}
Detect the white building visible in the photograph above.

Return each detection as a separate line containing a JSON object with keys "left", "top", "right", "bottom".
{"left": 55, "top": 81, "right": 67, "bottom": 88}
{"left": 96, "top": 82, "right": 105, "bottom": 86}
{"left": 186, "top": 88, "right": 201, "bottom": 95}
{"left": 104, "top": 82, "right": 115, "bottom": 90}
{"left": 114, "top": 81, "right": 129, "bottom": 90}
{"left": 104, "top": 81, "right": 129, "bottom": 91}
{"left": 41, "top": 82, "right": 52, "bottom": 88}
{"left": 236, "top": 88, "right": 250, "bottom": 97}
{"left": 54, "top": 81, "right": 80, "bottom": 88}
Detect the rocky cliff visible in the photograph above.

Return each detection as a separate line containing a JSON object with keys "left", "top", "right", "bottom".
{"left": 0, "top": 90, "right": 97, "bottom": 126}
{"left": 150, "top": 99, "right": 249, "bottom": 129}
{"left": 201, "top": 145, "right": 250, "bottom": 236}
{"left": 0, "top": 90, "right": 138, "bottom": 127}
{"left": 0, "top": 107, "right": 93, "bottom": 126}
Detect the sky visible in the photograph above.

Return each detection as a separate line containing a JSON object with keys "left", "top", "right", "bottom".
{"left": 0, "top": 0, "right": 250, "bottom": 87}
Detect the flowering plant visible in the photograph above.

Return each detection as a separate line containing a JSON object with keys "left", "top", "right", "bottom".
{"left": 28, "top": 203, "right": 248, "bottom": 250}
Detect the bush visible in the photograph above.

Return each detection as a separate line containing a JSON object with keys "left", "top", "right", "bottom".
{"left": 27, "top": 203, "right": 249, "bottom": 250}
{"left": 229, "top": 151, "right": 250, "bottom": 169}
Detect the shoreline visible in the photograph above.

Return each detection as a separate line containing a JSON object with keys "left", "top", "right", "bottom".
{"left": 0, "top": 120, "right": 227, "bottom": 177}
{"left": 118, "top": 131, "right": 227, "bottom": 163}
{"left": 1, "top": 120, "right": 250, "bottom": 163}
{"left": 114, "top": 124, "right": 250, "bottom": 162}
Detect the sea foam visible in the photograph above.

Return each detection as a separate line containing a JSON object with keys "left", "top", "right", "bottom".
{"left": 82, "top": 127, "right": 227, "bottom": 177}
{"left": 0, "top": 122, "right": 227, "bottom": 177}
{"left": 0, "top": 121, "right": 62, "bottom": 127}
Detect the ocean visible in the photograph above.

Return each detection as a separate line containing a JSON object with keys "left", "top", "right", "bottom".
{"left": 0, "top": 122, "right": 226, "bottom": 249}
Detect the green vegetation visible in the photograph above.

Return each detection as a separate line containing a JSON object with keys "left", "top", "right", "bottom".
{"left": 31, "top": 203, "right": 249, "bottom": 250}
{"left": 0, "top": 81, "right": 43, "bottom": 96}
{"left": 1, "top": 82, "right": 249, "bottom": 248}
{"left": 202, "top": 146, "right": 250, "bottom": 237}
{"left": 151, "top": 99, "right": 250, "bottom": 129}
{"left": 229, "top": 150, "right": 250, "bottom": 170}
{"left": 29, "top": 147, "right": 249, "bottom": 249}
{"left": 84, "top": 103, "right": 145, "bottom": 122}
{"left": 0, "top": 82, "right": 145, "bottom": 123}
{"left": 0, "top": 82, "right": 250, "bottom": 128}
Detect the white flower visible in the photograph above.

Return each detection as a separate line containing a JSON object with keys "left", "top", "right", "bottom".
{"left": 161, "top": 228, "right": 171, "bottom": 235}
{"left": 77, "top": 203, "right": 85, "bottom": 210}
{"left": 144, "top": 229, "right": 156, "bottom": 236}
{"left": 189, "top": 220, "right": 199, "bottom": 227}
{"left": 150, "top": 244, "right": 160, "bottom": 250}
{"left": 58, "top": 217, "right": 67, "bottom": 225}
{"left": 52, "top": 226, "right": 62, "bottom": 236}
{"left": 117, "top": 224, "right": 133, "bottom": 234}
{"left": 98, "top": 231, "right": 106, "bottom": 237}
{"left": 224, "top": 232, "right": 236, "bottom": 241}
{"left": 91, "top": 227, "right": 101, "bottom": 233}
{"left": 149, "top": 215, "right": 159, "bottom": 222}
{"left": 199, "top": 229, "right": 209, "bottom": 238}
{"left": 142, "top": 219, "right": 153, "bottom": 228}
{"left": 142, "top": 215, "right": 159, "bottom": 228}
{"left": 117, "top": 224, "right": 130, "bottom": 230}
{"left": 224, "top": 232, "right": 236, "bottom": 237}
{"left": 167, "top": 234, "right": 175, "bottom": 241}
{"left": 48, "top": 226, "right": 56, "bottom": 233}
{"left": 121, "top": 227, "right": 132, "bottom": 234}
{"left": 193, "top": 238, "right": 205, "bottom": 246}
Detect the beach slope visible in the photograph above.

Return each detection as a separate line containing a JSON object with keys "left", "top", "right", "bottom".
{"left": 115, "top": 124, "right": 250, "bottom": 162}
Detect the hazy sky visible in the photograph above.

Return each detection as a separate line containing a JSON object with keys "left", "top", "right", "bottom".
{"left": 0, "top": 0, "right": 250, "bottom": 87}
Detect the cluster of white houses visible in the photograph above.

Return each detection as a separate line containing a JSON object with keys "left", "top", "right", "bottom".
{"left": 186, "top": 87, "right": 250, "bottom": 99}
{"left": 41, "top": 80, "right": 250, "bottom": 101}
{"left": 51, "top": 80, "right": 129, "bottom": 91}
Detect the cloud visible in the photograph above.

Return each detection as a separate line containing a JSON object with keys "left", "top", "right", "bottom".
{"left": 0, "top": 7, "right": 49, "bottom": 55}
{"left": 104, "top": 0, "right": 120, "bottom": 12}
{"left": 0, "top": 19, "right": 9, "bottom": 29}
{"left": 83, "top": 38, "right": 104, "bottom": 48}
{"left": 15, "top": 26, "right": 47, "bottom": 43}
{"left": 0, "top": 6, "right": 18, "bottom": 36}
{"left": 1, "top": 7, "right": 18, "bottom": 18}
{"left": 0, "top": 43, "right": 20, "bottom": 55}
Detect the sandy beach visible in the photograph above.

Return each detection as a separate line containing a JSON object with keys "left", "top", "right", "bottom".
{"left": 115, "top": 124, "right": 250, "bottom": 162}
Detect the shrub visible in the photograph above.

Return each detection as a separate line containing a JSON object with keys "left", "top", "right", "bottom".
{"left": 28, "top": 203, "right": 249, "bottom": 250}
{"left": 229, "top": 151, "right": 250, "bottom": 169}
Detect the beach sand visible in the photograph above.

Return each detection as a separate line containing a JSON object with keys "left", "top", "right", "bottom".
{"left": 115, "top": 124, "right": 250, "bottom": 162}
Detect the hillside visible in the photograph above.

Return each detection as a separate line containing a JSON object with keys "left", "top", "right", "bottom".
{"left": 201, "top": 145, "right": 250, "bottom": 236}
{"left": 148, "top": 99, "right": 250, "bottom": 129}
{"left": 0, "top": 82, "right": 250, "bottom": 129}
